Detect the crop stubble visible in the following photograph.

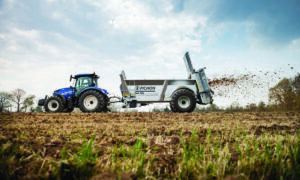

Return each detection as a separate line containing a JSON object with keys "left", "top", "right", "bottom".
{"left": 0, "top": 112, "right": 299, "bottom": 179}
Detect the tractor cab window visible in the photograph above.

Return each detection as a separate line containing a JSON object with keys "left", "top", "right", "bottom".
{"left": 75, "top": 76, "right": 92, "bottom": 95}
{"left": 74, "top": 76, "right": 98, "bottom": 96}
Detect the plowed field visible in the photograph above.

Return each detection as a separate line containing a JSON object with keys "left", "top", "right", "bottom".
{"left": 0, "top": 112, "right": 299, "bottom": 179}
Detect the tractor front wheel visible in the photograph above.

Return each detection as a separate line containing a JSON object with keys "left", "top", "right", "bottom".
{"left": 79, "top": 90, "right": 106, "bottom": 112}
{"left": 44, "top": 96, "right": 64, "bottom": 113}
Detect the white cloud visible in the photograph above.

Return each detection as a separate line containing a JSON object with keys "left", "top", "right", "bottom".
{"left": 88, "top": 0, "right": 207, "bottom": 75}
{"left": 98, "top": 0, "right": 207, "bottom": 37}
{"left": 5, "top": 0, "right": 15, "bottom": 4}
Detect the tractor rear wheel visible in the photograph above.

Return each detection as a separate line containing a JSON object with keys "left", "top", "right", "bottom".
{"left": 170, "top": 89, "right": 196, "bottom": 113}
{"left": 44, "top": 96, "right": 64, "bottom": 113}
{"left": 79, "top": 90, "right": 106, "bottom": 112}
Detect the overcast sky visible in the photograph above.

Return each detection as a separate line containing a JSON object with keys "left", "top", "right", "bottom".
{"left": 0, "top": 0, "right": 299, "bottom": 108}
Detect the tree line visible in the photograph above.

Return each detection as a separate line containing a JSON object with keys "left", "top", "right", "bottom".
{"left": 0, "top": 88, "right": 40, "bottom": 112}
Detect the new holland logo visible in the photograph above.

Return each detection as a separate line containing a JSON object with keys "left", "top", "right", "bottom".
{"left": 62, "top": 91, "right": 73, "bottom": 95}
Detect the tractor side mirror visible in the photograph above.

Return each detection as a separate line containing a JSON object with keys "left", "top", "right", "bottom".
{"left": 69, "top": 75, "right": 72, "bottom": 82}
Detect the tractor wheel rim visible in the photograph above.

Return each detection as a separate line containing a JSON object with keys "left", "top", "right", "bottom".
{"left": 178, "top": 96, "right": 190, "bottom": 109}
{"left": 48, "top": 100, "right": 59, "bottom": 111}
{"left": 83, "top": 95, "right": 98, "bottom": 110}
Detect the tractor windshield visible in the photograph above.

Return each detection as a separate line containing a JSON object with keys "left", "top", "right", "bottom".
{"left": 75, "top": 76, "right": 98, "bottom": 96}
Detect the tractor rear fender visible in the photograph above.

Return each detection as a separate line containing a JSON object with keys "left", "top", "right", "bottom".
{"left": 78, "top": 87, "right": 109, "bottom": 98}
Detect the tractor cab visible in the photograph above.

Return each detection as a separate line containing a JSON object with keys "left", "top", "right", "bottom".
{"left": 71, "top": 73, "right": 100, "bottom": 97}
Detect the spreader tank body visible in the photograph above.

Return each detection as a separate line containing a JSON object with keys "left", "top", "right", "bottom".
{"left": 120, "top": 52, "right": 213, "bottom": 112}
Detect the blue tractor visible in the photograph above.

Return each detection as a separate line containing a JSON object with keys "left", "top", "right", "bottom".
{"left": 38, "top": 73, "right": 109, "bottom": 113}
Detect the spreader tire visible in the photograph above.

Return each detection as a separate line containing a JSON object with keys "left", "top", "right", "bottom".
{"left": 170, "top": 89, "right": 196, "bottom": 113}
{"left": 44, "top": 96, "right": 64, "bottom": 113}
{"left": 79, "top": 90, "right": 106, "bottom": 112}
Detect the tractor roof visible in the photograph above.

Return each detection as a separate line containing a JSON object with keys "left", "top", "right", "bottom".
{"left": 74, "top": 73, "right": 99, "bottom": 78}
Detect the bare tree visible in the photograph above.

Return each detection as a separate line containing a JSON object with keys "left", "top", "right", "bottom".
{"left": 11, "top": 88, "right": 26, "bottom": 112}
{"left": 0, "top": 92, "right": 12, "bottom": 112}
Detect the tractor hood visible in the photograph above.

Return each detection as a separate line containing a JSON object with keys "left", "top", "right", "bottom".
{"left": 53, "top": 87, "right": 73, "bottom": 96}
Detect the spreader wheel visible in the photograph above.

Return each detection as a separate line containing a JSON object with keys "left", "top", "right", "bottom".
{"left": 170, "top": 89, "right": 196, "bottom": 113}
